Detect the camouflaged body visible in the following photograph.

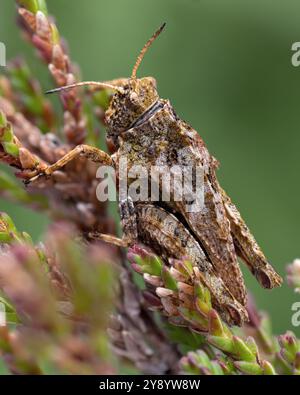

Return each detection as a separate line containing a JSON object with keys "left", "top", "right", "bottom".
{"left": 104, "top": 77, "right": 282, "bottom": 326}
{"left": 114, "top": 97, "right": 247, "bottom": 305}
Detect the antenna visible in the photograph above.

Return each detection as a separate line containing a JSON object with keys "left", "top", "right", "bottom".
{"left": 45, "top": 81, "right": 124, "bottom": 95}
{"left": 131, "top": 22, "right": 166, "bottom": 79}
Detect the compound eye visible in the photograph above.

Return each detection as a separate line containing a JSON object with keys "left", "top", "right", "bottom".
{"left": 130, "top": 92, "right": 139, "bottom": 105}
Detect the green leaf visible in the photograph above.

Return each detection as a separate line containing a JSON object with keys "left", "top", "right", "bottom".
{"left": 135, "top": 255, "right": 162, "bottom": 276}
{"left": 51, "top": 24, "right": 60, "bottom": 44}
{"left": 207, "top": 335, "right": 234, "bottom": 353}
{"left": 195, "top": 297, "right": 211, "bottom": 316}
{"left": 0, "top": 231, "right": 12, "bottom": 243}
{"left": 18, "top": 0, "right": 48, "bottom": 15}
{"left": 1, "top": 124, "right": 14, "bottom": 143}
{"left": 162, "top": 267, "right": 177, "bottom": 291}
{"left": 180, "top": 259, "right": 194, "bottom": 277}
{"left": 36, "top": 0, "right": 48, "bottom": 15}
{"left": 21, "top": 232, "right": 33, "bottom": 245}
{"left": 208, "top": 310, "right": 227, "bottom": 337}
{"left": 281, "top": 348, "right": 295, "bottom": 364}
{"left": 234, "top": 361, "right": 263, "bottom": 375}
{"left": 165, "top": 323, "right": 205, "bottom": 352}
{"left": 245, "top": 336, "right": 259, "bottom": 356}
{"left": 262, "top": 360, "right": 276, "bottom": 375}
{"left": 0, "top": 111, "right": 7, "bottom": 127}
{"left": 210, "top": 361, "right": 225, "bottom": 375}
{"left": 275, "top": 351, "right": 293, "bottom": 375}
{"left": 6, "top": 312, "right": 20, "bottom": 324}
{"left": 0, "top": 296, "right": 15, "bottom": 313}
{"left": 3, "top": 142, "right": 19, "bottom": 157}
{"left": 18, "top": 0, "right": 38, "bottom": 13}
{"left": 232, "top": 336, "right": 256, "bottom": 363}
{"left": 179, "top": 307, "right": 208, "bottom": 329}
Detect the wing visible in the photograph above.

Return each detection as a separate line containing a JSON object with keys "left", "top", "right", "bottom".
{"left": 168, "top": 119, "right": 247, "bottom": 306}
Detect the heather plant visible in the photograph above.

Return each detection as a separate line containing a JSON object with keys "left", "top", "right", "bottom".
{"left": 0, "top": 0, "right": 298, "bottom": 375}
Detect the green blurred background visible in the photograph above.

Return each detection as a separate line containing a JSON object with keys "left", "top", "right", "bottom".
{"left": 0, "top": 0, "right": 299, "bottom": 336}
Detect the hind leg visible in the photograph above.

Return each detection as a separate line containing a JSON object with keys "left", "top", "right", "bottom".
{"left": 89, "top": 197, "right": 138, "bottom": 248}
{"left": 221, "top": 187, "right": 282, "bottom": 288}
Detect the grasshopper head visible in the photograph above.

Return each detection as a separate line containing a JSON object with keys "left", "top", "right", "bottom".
{"left": 45, "top": 24, "right": 165, "bottom": 149}
{"left": 105, "top": 77, "right": 159, "bottom": 142}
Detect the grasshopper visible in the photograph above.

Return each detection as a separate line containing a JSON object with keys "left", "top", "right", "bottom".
{"left": 29, "top": 24, "right": 282, "bottom": 325}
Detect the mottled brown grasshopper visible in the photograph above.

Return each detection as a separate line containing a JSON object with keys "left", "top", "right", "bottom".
{"left": 30, "top": 24, "right": 282, "bottom": 326}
